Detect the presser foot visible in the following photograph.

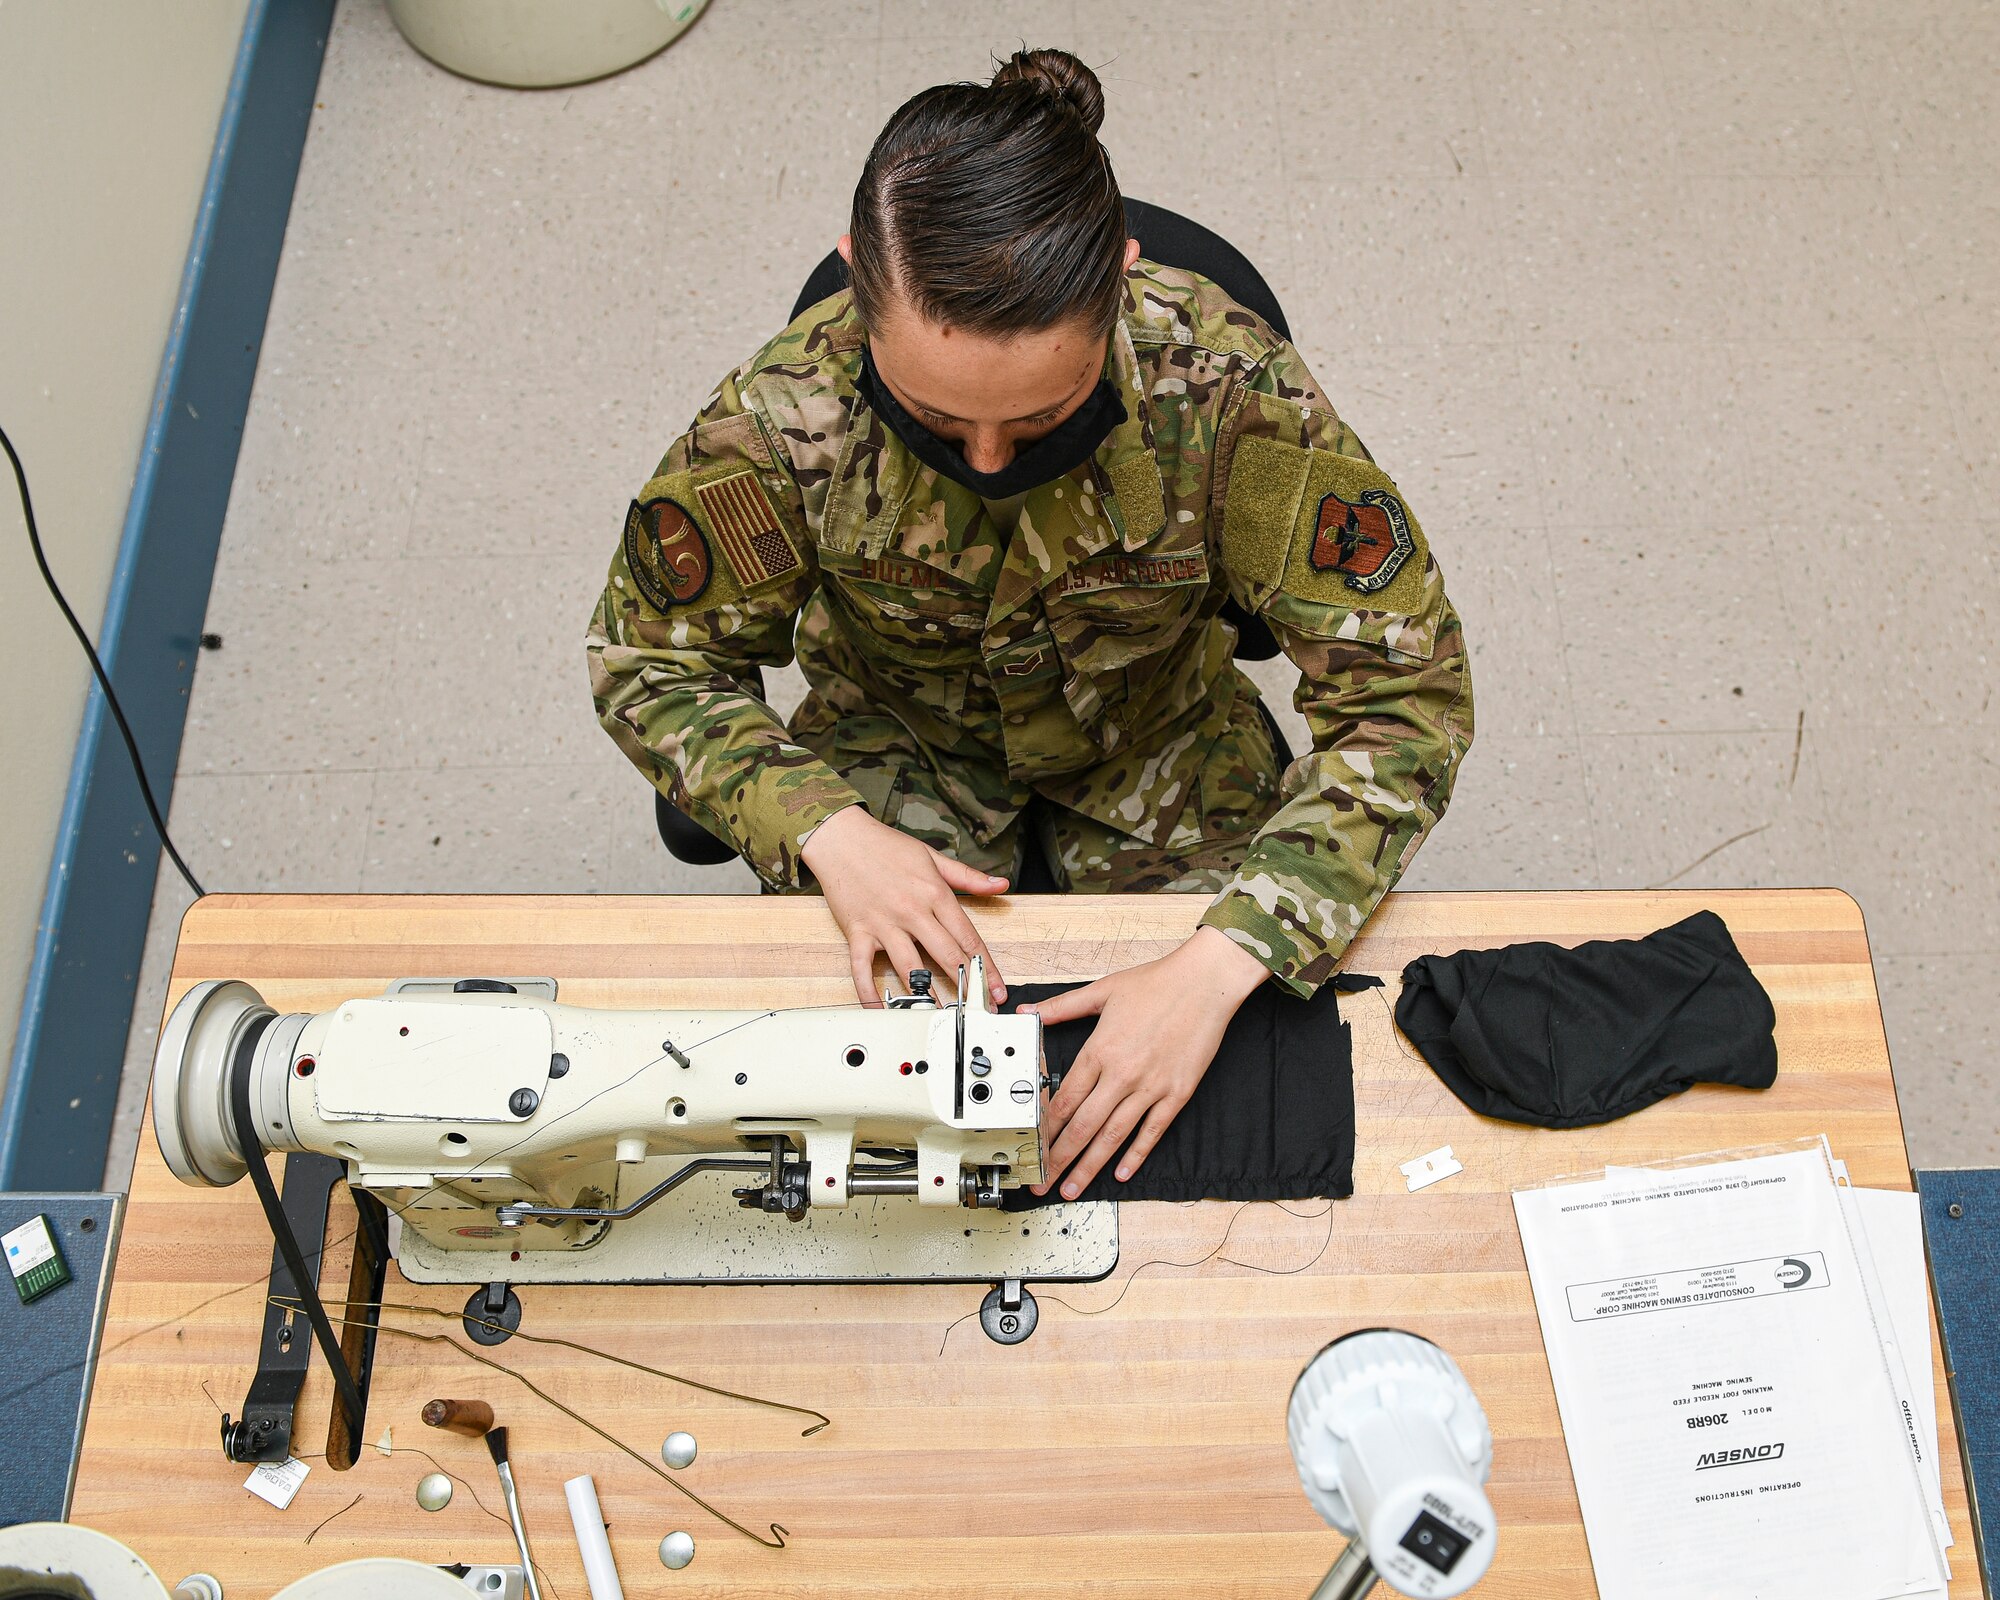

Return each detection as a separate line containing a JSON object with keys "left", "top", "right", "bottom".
{"left": 979, "top": 1278, "right": 1039, "bottom": 1345}
{"left": 464, "top": 1281, "right": 523, "bottom": 1345}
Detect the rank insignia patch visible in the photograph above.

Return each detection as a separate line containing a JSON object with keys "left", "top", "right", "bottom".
{"left": 1310, "top": 486, "right": 1416, "bottom": 594}
{"left": 696, "top": 470, "right": 799, "bottom": 591}
{"left": 624, "top": 496, "right": 710, "bottom": 609}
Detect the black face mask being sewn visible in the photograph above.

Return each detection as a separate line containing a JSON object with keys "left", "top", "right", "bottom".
{"left": 856, "top": 344, "right": 1127, "bottom": 498}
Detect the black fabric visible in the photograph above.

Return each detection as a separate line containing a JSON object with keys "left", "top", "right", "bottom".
{"left": 1393, "top": 910, "right": 1779, "bottom": 1129}
{"left": 855, "top": 345, "right": 1126, "bottom": 497}
{"left": 1003, "top": 978, "right": 1355, "bottom": 1207}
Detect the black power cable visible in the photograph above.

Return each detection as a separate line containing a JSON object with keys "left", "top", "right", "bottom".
{"left": 1, "top": 421, "right": 205, "bottom": 898}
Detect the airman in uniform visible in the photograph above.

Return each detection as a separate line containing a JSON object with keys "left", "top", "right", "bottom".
{"left": 588, "top": 49, "right": 1472, "bottom": 1200}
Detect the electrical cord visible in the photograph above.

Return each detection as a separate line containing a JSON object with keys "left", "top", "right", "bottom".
{"left": 2, "top": 421, "right": 205, "bottom": 897}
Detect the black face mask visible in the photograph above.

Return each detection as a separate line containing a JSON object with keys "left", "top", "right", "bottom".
{"left": 856, "top": 344, "right": 1127, "bottom": 499}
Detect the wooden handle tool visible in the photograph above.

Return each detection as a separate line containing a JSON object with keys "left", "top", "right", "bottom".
{"left": 421, "top": 1397, "right": 494, "bottom": 1437}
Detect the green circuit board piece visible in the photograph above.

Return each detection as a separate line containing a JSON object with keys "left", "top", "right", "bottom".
{"left": 4, "top": 1213, "right": 71, "bottom": 1304}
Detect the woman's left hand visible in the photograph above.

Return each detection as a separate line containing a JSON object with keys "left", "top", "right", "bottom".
{"left": 1021, "top": 926, "right": 1270, "bottom": 1199}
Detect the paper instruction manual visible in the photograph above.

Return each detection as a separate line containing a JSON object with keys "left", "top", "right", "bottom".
{"left": 1514, "top": 1145, "right": 1947, "bottom": 1600}
{"left": 1839, "top": 1182, "right": 1952, "bottom": 1560}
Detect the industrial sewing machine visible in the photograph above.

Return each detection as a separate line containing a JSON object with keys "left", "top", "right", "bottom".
{"left": 151, "top": 959, "right": 1116, "bottom": 1356}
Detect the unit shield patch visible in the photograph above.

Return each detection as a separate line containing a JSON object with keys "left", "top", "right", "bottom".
{"left": 1310, "top": 486, "right": 1415, "bottom": 594}
{"left": 624, "top": 496, "right": 710, "bottom": 610}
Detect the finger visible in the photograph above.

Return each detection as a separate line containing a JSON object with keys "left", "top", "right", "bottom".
{"left": 848, "top": 934, "right": 883, "bottom": 1008}
{"left": 1112, "top": 1101, "right": 1181, "bottom": 1184}
{"left": 930, "top": 849, "right": 1010, "bottom": 897}
{"left": 1041, "top": 1075, "right": 1122, "bottom": 1195}
{"left": 915, "top": 912, "right": 977, "bottom": 997}
{"left": 933, "top": 900, "right": 1006, "bottom": 1002}
{"left": 1057, "top": 1091, "right": 1151, "bottom": 1199}
{"left": 1032, "top": 1055, "right": 1099, "bottom": 1193}
{"left": 1041, "top": 1042, "right": 1101, "bottom": 1134}
{"left": 1018, "top": 980, "right": 1107, "bottom": 1027}
{"left": 882, "top": 930, "right": 925, "bottom": 1004}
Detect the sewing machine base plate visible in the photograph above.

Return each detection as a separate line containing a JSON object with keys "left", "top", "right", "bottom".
{"left": 391, "top": 1171, "right": 1117, "bottom": 1285}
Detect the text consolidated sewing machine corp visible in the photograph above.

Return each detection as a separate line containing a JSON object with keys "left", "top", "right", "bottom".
{"left": 150, "top": 959, "right": 1117, "bottom": 1310}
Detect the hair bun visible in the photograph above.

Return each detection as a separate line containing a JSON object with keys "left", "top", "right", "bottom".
{"left": 992, "top": 48, "right": 1105, "bottom": 135}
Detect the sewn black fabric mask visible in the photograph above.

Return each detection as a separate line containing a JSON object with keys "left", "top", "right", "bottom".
{"left": 1393, "top": 910, "right": 1778, "bottom": 1129}
{"left": 856, "top": 344, "right": 1127, "bottom": 497}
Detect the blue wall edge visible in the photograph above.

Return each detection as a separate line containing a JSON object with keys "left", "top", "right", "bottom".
{"left": 0, "top": 0, "right": 335, "bottom": 1188}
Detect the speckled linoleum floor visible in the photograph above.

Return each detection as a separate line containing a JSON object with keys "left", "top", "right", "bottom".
{"left": 105, "top": 0, "right": 2000, "bottom": 1185}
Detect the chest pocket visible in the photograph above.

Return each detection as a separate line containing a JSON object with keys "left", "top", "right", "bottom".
{"left": 1045, "top": 542, "right": 1215, "bottom": 729}
{"left": 818, "top": 549, "right": 988, "bottom": 669}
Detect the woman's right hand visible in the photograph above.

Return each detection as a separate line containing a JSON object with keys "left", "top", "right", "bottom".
{"left": 799, "top": 804, "right": 1010, "bottom": 1008}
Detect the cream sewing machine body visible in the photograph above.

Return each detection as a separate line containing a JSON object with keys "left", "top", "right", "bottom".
{"left": 152, "top": 961, "right": 1115, "bottom": 1312}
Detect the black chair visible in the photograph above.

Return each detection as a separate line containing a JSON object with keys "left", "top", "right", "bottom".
{"left": 657, "top": 200, "right": 1295, "bottom": 873}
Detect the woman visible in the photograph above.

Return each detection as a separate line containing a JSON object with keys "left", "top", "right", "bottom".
{"left": 588, "top": 49, "right": 1472, "bottom": 1201}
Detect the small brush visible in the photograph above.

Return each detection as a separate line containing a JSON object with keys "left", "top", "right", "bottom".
{"left": 486, "top": 1427, "right": 545, "bottom": 1600}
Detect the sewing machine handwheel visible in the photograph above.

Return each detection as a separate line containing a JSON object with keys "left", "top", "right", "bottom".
{"left": 463, "top": 1283, "right": 523, "bottom": 1346}
{"left": 153, "top": 978, "right": 275, "bottom": 1187}
{"left": 979, "top": 1281, "right": 1038, "bottom": 1345}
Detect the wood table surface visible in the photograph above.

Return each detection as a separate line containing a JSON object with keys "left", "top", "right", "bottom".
{"left": 69, "top": 889, "right": 1973, "bottom": 1597}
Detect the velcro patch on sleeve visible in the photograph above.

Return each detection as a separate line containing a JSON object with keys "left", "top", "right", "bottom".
{"left": 1103, "top": 451, "right": 1166, "bottom": 544}
{"left": 1283, "top": 450, "right": 1430, "bottom": 619}
{"left": 695, "top": 469, "right": 801, "bottom": 594}
{"left": 1220, "top": 433, "right": 1310, "bottom": 599}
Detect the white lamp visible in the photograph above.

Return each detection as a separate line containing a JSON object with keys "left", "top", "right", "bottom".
{"left": 1288, "top": 1329, "right": 1498, "bottom": 1598}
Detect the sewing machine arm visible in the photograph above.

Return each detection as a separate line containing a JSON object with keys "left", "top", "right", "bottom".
{"left": 151, "top": 962, "right": 1045, "bottom": 1261}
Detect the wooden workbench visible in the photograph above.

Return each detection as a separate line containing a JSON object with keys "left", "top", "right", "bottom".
{"left": 69, "top": 890, "right": 1975, "bottom": 1597}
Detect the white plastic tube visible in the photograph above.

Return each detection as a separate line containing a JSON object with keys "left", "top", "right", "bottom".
{"left": 562, "top": 1474, "right": 626, "bottom": 1600}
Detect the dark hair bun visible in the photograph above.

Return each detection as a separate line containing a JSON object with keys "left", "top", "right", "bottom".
{"left": 992, "top": 48, "right": 1105, "bottom": 136}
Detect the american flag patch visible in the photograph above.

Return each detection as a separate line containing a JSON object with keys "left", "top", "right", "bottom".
{"left": 695, "top": 471, "right": 798, "bottom": 590}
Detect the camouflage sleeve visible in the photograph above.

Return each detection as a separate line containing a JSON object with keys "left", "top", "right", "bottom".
{"left": 585, "top": 373, "right": 864, "bottom": 886}
{"left": 1199, "top": 342, "right": 1475, "bottom": 996}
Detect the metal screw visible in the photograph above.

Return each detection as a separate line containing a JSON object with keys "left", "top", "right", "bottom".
{"left": 508, "top": 1087, "right": 540, "bottom": 1117}
{"left": 1948, "top": 1202, "right": 1964, "bottom": 1219}
{"left": 734, "top": 1072, "right": 747, "bottom": 1085}
{"left": 548, "top": 1052, "right": 569, "bottom": 1078}
{"left": 1010, "top": 1080, "right": 1034, "bottom": 1104}
{"left": 999, "top": 1314, "right": 1019, "bottom": 1336}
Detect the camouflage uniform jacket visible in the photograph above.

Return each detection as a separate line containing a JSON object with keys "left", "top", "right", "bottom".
{"left": 587, "top": 262, "right": 1474, "bottom": 996}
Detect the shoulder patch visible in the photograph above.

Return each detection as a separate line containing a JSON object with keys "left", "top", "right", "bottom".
{"left": 1221, "top": 431, "right": 1434, "bottom": 629}
{"left": 695, "top": 469, "right": 800, "bottom": 593}
{"left": 1309, "top": 483, "right": 1415, "bottom": 593}
{"left": 1284, "top": 450, "right": 1429, "bottom": 619}
{"left": 624, "top": 495, "right": 710, "bottom": 610}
